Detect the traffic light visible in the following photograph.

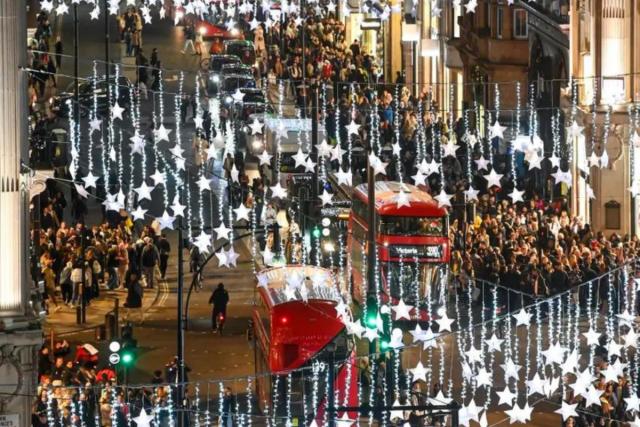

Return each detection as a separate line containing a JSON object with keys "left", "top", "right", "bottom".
{"left": 312, "top": 226, "right": 321, "bottom": 238}
{"left": 379, "top": 337, "right": 390, "bottom": 351}
{"left": 108, "top": 324, "right": 137, "bottom": 367}
{"left": 120, "top": 348, "right": 136, "bottom": 366}
{"left": 365, "top": 296, "right": 377, "bottom": 329}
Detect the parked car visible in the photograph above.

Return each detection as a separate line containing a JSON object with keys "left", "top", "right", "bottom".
{"left": 220, "top": 63, "right": 253, "bottom": 78}
{"left": 224, "top": 40, "right": 256, "bottom": 66}
{"left": 220, "top": 74, "right": 257, "bottom": 104}
{"left": 237, "top": 88, "right": 267, "bottom": 122}
{"left": 206, "top": 54, "right": 242, "bottom": 95}
{"left": 50, "top": 75, "right": 132, "bottom": 118}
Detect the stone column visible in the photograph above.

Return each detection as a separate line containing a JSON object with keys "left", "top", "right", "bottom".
{"left": 0, "top": 0, "right": 29, "bottom": 316}
{"left": 0, "top": 0, "right": 42, "bottom": 423}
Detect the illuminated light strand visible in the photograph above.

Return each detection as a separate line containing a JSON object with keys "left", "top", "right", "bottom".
{"left": 551, "top": 112, "right": 558, "bottom": 160}
{"left": 108, "top": 64, "right": 120, "bottom": 188}
{"left": 393, "top": 85, "right": 403, "bottom": 181}
{"left": 312, "top": 361, "right": 320, "bottom": 414}
{"left": 194, "top": 383, "right": 201, "bottom": 427}
{"left": 271, "top": 376, "right": 279, "bottom": 426}
{"left": 46, "top": 389, "right": 55, "bottom": 427}
{"left": 438, "top": 268, "right": 448, "bottom": 392}
{"left": 590, "top": 79, "right": 598, "bottom": 157}
{"left": 126, "top": 83, "right": 136, "bottom": 207}
{"left": 157, "top": 67, "right": 166, "bottom": 204}
{"left": 245, "top": 377, "right": 253, "bottom": 427}
{"left": 449, "top": 83, "right": 455, "bottom": 144}
{"left": 275, "top": 80, "right": 284, "bottom": 184}
{"left": 629, "top": 104, "right": 636, "bottom": 194}
{"left": 568, "top": 78, "right": 577, "bottom": 164}
{"left": 528, "top": 83, "right": 536, "bottom": 142}
{"left": 479, "top": 281, "right": 488, "bottom": 410}
{"left": 486, "top": 110, "right": 493, "bottom": 165}
{"left": 473, "top": 96, "right": 481, "bottom": 143}
{"left": 603, "top": 104, "right": 612, "bottom": 152}
{"left": 587, "top": 281, "right": 594, "bottom": 371}
{"left": 393, "top": 348, "right": 401, "bottom": 399}
{"left": 513, "top": 81, "right": 520, "bottom": 184}
{"left": 416, "top": 98, "right": 426, "bottom": 162}
{"left": 464, "top": 109, "right": 472, "bottom": 183}
{"left": 494, "top": 84, "right": 501, "bottom": 166}
{"left": 219, "top": 382, "right": 225, "bottom": 427}
{"left": 542, "top": 300, "right": 550, "bottom": 376}
{"left": 234, "top": 382, "right": 242, "bottom": 427}
{"left": 323, "top": 367, "right": 329, "bottom": 426}
{"left": 69, "top": 393, "right": 77, "bottom": 426}
{"left": 110, "top": 382, "right": 119, "bottom": 427}
{"left": 166, "top": 384, "right": 176, "bottom": 427}
{"left": 174, "top": 72, "right": 184, "bottom": 203}
{"left": 68, "top": 100, "right": 79, "bottom": 181}
{"left": 250, "top": 201, "right": 257, "bottom": 274}
{"left": 371, "top": 100, "right": 380, "bottom": 158}
{"left": 368, "top": 358, "right": 376, "bottom": 426}
{"left": 466, "top": 281, "right": 474, "bottom": 396}
{"left": 348, "top": 84, "right": 355, "bottom": 169}
{"left": 381, "top": 356, "right": 388, "bottom": 427}
{"left": 90, "top": 60, "right": 99, "bottom": 179}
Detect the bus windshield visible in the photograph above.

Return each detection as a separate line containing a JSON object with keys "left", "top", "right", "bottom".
{"left": 385, "top": 263, "right": 445, "bottom": 306}
{"left": 379, "top": 216, "right": 445, "bottom": 236}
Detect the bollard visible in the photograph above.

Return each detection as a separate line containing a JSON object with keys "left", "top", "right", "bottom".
{"left": 114, "top": 298, "right": 119, "bottom": 338}
{"left": 105, "top": 312, "right": 117, "bottom": 342}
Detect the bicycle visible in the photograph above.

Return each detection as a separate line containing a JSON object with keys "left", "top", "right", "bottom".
{"left": 215, "top": 311, "right": 226, "bottom": 335}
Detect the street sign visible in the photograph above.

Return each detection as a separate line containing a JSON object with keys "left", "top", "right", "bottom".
{"left": 109, "top": 353, "right": 121, "bottom": 365}
{"left": 0, "top": 414, "right": 20, "bottom": 426}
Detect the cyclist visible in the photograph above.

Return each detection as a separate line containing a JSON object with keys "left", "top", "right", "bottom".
{"left": 209, "top": 283, "right": 229, "bottom": 333}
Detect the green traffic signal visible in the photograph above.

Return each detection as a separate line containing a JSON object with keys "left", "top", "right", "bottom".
{"left": 312, "top": 226, "right": 321, "bottom": 238}
{"left": 365, "top": 296, "right": 378, "bottom": 329}
{"left": 380, "top": 339, "right": 390, "bottom": 351}
{"left": 121, "top": 350, "right": 135, "bottom": 366}
{"left": 365, "top": 311, "right": 377, "bottom": 329}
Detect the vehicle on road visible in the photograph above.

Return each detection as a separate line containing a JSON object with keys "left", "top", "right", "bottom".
{"left": 220, "top": 74, "right": 257, "bottom": 104}
{"left": 220, "top": 62, "right": 254, "bottom": 78}
{"left": 224, "top": 40, "right": 256, "bottom": 66}
{"left": 348, "top": 181, "right": 450, "bottom": 322}
{"left": 237, "top": 88, "right": 266, "bottom": 121}
{"left": 252, "top": 265, "right": 358, "bottom": 422}
{"left": 206, "top": 54, "right": 241, "bottom": 95}
{"left": 50, "top": 75, "right": 132, "bottom": 119}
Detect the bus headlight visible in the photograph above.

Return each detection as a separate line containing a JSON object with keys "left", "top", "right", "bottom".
{"left": 323, "top": 242, "right": 335, "bottom": 252}
{"left": 251, "top": 139, "right": 263, "bottom": 151}
{"left": 198, "top": 26, "right": 207, "bottom": 36}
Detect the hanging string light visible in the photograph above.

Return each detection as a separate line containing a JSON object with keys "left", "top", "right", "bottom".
{"left": 246, "top": 377, "right": 253, "bottom": 427}
{"left": 513, "top": 81, "right": 520, "bottom": 185}
{"left": 590, "top": 79, "right": 598, "bottom": 159}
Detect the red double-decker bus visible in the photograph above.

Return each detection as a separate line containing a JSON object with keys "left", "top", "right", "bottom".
{"left": 253, "top": 265, "right": 358, "bottom": 421}
{"left": 348, "top": 181, "right": 450, "bottom": 321}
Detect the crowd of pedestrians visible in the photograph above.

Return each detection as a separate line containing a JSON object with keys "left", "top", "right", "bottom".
{"left": 35, "top": 180, "right": 170, "bottom": 317}
{"left": 33, "top": 351, "right": 194, "bottom": 426}
{"left": 448, "top": 193, "right": 638, "bottom": 305}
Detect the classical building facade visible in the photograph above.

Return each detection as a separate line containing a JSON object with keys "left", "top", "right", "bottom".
{"left": 568, "top": 0, "right": 640, "bottom": 235}
{"left": 0, "top": 0, "right": 42, "bottom": 422}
